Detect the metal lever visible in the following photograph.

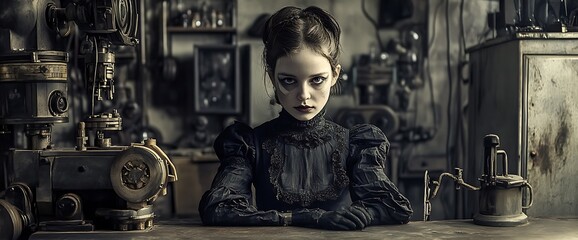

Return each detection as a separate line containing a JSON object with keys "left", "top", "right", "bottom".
{"left": 423, "top": 168, "right": 480, "bottom": 221}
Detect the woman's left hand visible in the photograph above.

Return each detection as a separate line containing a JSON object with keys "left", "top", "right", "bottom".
{"left": 319, "top": 205, "right": 372, "bottom": 230}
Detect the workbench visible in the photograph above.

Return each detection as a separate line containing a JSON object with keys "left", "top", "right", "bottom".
{"left": 29, "top": 217, "right": 578, "bottom": 240}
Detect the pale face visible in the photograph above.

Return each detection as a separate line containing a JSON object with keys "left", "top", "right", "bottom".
{"left": 271, "top": 47, "right": 341, "bottom": 121}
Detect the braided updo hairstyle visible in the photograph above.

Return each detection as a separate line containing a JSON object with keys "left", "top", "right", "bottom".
{"left": 262, "top": 6, "right": 342, "bottom": 77}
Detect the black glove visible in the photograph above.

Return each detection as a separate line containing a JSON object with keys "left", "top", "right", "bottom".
{"left": 292, "top": 205, "right": 372, "bottom": 230}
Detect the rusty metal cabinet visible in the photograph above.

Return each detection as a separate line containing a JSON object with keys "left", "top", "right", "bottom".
{"left": 467, "top": 33, "right": 578, "bottom": 218}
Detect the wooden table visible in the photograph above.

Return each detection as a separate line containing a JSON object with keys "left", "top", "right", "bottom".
{"left": 29, "top": 217, "right": 578, "bottom": 240}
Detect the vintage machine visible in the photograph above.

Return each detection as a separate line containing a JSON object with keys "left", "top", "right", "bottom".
{"left": 424, "top": 134, "right": 533, "bottom": 226}
{"left": 0, "top": 0, "right": 177, "bottom": 239}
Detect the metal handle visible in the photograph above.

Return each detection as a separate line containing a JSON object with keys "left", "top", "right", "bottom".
{"left": 523, "top": 181, "right": 533, "bottom": 209}
{"left": 496, "top": 150, "right": 508, "bottom": 176}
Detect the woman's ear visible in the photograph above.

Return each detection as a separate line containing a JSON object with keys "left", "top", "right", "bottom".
{"left": 331, "top": 64, "right": 342, "bottom": 86}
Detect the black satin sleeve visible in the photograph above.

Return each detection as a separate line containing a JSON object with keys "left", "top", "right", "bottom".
{"left": 348, "top": 124, "right": 413, "bottom": 225}
{"left": 198, "top": 122, "right": 283, "bottom": 226}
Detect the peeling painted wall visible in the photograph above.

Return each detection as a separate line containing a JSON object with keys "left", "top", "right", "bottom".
{"left": 526, "top": 54, "right": 578, "bottom": 217}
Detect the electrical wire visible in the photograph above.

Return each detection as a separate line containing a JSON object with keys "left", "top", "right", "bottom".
{"left": 426, "top": 0, "right": 443, "bottom": 137}
{"left": 91, "top": 36, "right": 98, "bottom": 116}
{"left": 413, "top": 80, "right": 419, "bottom": 129}
{"left": 459, "top": 0, "right": 467, "bottom": 54}
{"left": 477, "top": 0, "right": 496, "bottom": 45}
{"left": 428, "top": 0, "right": 445, "bottom": 49}
{"left": 454, "top": 0, "right": 466, "bottom": 219}
{"left": 425, "top": 57, "right": 438, "bottom": 136}
{"left": 445, "top": 0, "right": 454, "bottom": 172}
{"left": 361, "top": 0, "right": 379, "bottom": 27}
{"left": 361, "top": 0, "right": 384, "bottom": 51}
{"left": 456, "top": 0, "right": 463, "bottom": 167}
{"left": 419, "top": 0, "right": 444, "bottom": 142}
{"left": 458, "top": 0, "right": 467, "bottom": 170}
{"left": 443, "top": 0, "right": 456, "bottom": 220}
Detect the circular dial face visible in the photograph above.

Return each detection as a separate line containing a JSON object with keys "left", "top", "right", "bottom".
{"left": 111, "top": 146, "right": 167, "bottom": 203}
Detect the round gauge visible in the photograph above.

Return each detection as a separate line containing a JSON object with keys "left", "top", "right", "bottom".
{"left": 110, "top": 146, "right": 168, "bottom": 203}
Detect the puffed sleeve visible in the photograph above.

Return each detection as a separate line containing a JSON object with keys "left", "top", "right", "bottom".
{"left": 198, "top": 122, "right": 283, "bottom": 226}
{"left": 348, "top": 124, "right": 413, "bottom": 225}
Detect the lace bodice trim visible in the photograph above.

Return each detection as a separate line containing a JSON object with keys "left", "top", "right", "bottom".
{"left": 263, "top": 121, "right": 349, "bottom": 207}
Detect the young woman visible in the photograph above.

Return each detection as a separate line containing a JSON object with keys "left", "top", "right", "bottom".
{"left": 198, "top": 6, "right": 412, "bottom": 230}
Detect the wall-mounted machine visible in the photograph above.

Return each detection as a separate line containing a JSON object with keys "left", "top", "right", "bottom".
{"left": 0, "top": 1, "right": 177, "bottom": 239}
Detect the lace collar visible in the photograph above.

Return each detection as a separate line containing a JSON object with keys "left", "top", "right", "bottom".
{"left": 274, "top": 108, "right": 331, "bottom": 149}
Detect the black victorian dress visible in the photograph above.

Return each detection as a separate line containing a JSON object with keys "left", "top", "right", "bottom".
{"left": 198, "top": 109, "right": 413, "bottom": 226}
